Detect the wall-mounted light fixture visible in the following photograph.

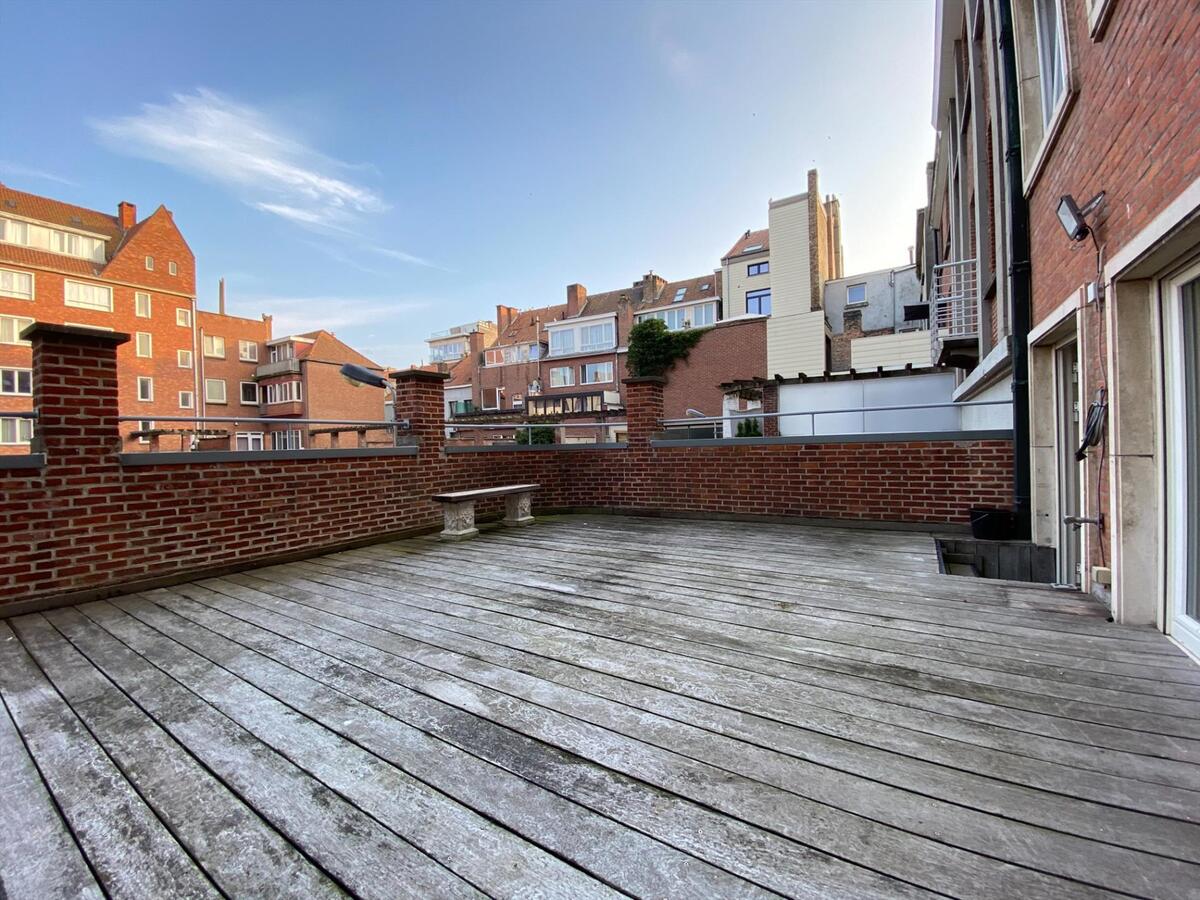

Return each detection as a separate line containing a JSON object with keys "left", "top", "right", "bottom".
{"left": 1056, "top": 191, "right": 1106, "bottom": 242}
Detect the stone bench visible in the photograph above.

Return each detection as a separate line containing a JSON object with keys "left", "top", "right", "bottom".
{"left": 431, "top": 483, "right": 540, "bottom": 540}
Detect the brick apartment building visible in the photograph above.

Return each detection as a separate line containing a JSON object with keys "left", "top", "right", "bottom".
{"left": 924, "top": 0, "right": 1200, "bottom": 656}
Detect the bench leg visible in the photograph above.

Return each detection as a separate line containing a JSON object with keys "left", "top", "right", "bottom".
{"left": 440, "top": 500, "right": 479, "bottom": 541}
{"left": 503, "top": 492, "right": 534, "bottom": 527}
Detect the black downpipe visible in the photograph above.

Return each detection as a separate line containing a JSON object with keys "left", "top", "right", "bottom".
{"left": 995, "top": 0, "right": 1033, "bottom": 539}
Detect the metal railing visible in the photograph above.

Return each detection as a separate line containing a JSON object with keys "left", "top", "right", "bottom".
{"left": 660, "top": 398, "right": 1011, "bottom": 437}
{"left": 429, "top": 321, "right": 491, "bottom": 340}
{"left": 444, "top": 420, "right": 627, "bottom": 447}
{"left": 116, "top": 415, "right": 410, "bottom": 453}
{"left": 930, "top": 258, "right": 979, "bottom": 362}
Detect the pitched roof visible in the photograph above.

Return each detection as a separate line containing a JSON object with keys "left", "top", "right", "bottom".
{"left": 633, "top": 272, "right": 722, "bottom": 314}
{"left": 494, "top": 303, "right": 569, "bottom": 346}
{"left": 297, "top": 330, "right": 383, "bottom": 370}
{"left": 0, "top": 183, "right": 125, "bottom": 244}
{"left": 446, "top": 353, "right": 474, "bottom": 386}
{"left": 722, "top": 228, "right": 770, "bottom": 261}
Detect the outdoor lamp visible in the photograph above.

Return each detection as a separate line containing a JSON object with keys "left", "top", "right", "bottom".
{"left": 340, "top": 363, "right": 387, "bottom": 389}
{"left": 1056, "top": 191, "right": 1106, "bottom": 243}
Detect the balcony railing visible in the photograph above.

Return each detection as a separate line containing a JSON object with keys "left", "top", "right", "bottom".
{"left": 930, "top": 258, "right": 979, "bottom": 364}
{"left": 255, "top": 358, "right": 301, "bottom": 379}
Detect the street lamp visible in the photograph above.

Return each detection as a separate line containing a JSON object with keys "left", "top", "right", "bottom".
{"left": 340, "top": 363, "right": 402, "bottom": 441}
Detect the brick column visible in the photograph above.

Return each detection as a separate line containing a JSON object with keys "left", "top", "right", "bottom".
{"left": 761, "top": 379, "right": 780, "bottom": 437}
{"left": 622, "top": 376, "right": 665, "bottom": 448}
{"left": 27, "top": 323, "right": 129, "bottom": 462}
{"left": 392, "top": 368, "right": 450, "bottom": 457}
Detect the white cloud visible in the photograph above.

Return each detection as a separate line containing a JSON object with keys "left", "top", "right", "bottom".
{"left": 368, "top": 244, "right": 443, "bottom": 270}
{"left": 0, "top": 161, "right": 75, "bottom": 185}
{"left": 91, "top": 88, "right": 385, "bottom": 231}
{"left": 241, "top": 294, "right": 431, "bottom": 338}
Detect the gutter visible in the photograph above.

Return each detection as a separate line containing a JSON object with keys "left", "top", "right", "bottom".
{"left": 996, "top": 0, "right": 1033, "bottom": 537}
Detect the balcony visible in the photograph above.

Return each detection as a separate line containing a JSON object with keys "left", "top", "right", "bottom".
{"left": 254, "top": 358, "right": 301, "bottom": 379}
{"left": 930, "top": 258, "right": 980, "bottom": 368}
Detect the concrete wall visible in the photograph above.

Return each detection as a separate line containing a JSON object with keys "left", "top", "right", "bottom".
{"left": 824, "top": 266, "right": 921, "bottom": 334}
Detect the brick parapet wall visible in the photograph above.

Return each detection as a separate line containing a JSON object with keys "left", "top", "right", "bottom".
{"left": 0, "top": 328, "right": 1013, "bottom": 612}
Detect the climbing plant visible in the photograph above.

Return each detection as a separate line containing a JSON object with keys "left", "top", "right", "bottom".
{"left": 626, "top": 318, "right": 709, "bottom": 377}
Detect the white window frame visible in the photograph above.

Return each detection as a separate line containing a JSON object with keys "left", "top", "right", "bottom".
{"left": 179, "top": 391, "right": 194, "bottom": 409}
{"left": 64, "top": 280, "right": 113, "bottom": 312}
{"left": 548, "top": 330, "right": 575, "bottom": 356}
{"left": 270, "top": 430, "right": 303, "bottom": 451}
{"left": 0, "top": 368, "right": 32, "bottom": 396}
{"left": 135, "top": 292, "right": 152, "bottom": 318}
{"left": 177, "top": 349, "right": 193, "bottom": 368}
{"left": 580, "top": 361, "right": 614, "bottom": 385}
{"left": 236, "top": 432, "right": 265, "bottom": 451}
{"left": 264, "top": 381, "right": 302, "bottom": 405}
{"left": 135, "top": 332, "right": 153, "bottom": 358}
{"left": 481, "top": 387, "right": 501, "bottom": 410}
{"left": 169, "top": 261, "right": 178, "bottom": 276}
{"left": 145, "top": 255, "right": 155, "bottom": 271}
{"left": 0, "top": 267, "right": 34, "bottom": 301}
{"left": 176, "top": 307, "right": 192, "bottom": 327}
{"left": 136, "top": 420, "right": 154, "bottom": 445}
{"left": 549, "top": 366, "right": 574, "bottom": 388}
{"left": 0, "top": 417, "right": 33, "bottom": 445}
{"left": 204, "top": 378, "right": 227, "bottom": 404}
{"left": 203, "top": 334, "right": 226, "bottom": 358}
{"left": 240, "top": 381, "right": 259, "bottom": 405}
{"left": 579, "top": 321, "right": 615, "bottom": 353}
{"left": 137, "top": 376, "right": 154, "bottom": 402}
{"left": 0, "top": 315, "right": 35, "bottom": 346}
{"left": 238, "top": 340, "right": 258, "bottom": 362}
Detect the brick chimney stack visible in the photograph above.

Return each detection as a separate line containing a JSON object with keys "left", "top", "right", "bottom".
{"left": 117, "top": 201, "right": 137, "bottom": 230}
{"left": 642, "top": 271, "right": 666, "bottom": 303}
{"left": 495, "top": 305, "right": 518, "bottom": 333}
{"left": 219, "top": 278, "right": 226, "bottom": 315}
{"left": 566, "top": 284, "right": 587, "bottom": 318}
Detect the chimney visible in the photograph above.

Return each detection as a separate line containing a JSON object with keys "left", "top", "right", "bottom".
{"left": 566, "top": 284, "right": 587, "bottom": 318}
{"left": 263, "top": 313, "right": 273, "bottom": 339}
{"left": 642, "top": 271, "right": 666, "bottom": 303}
{"left": 218, "top": 278, "right": 226, "bottom": 315}
{"left": 117, "top": 201, "right": 137, "bottom": 230}
{"left": 495, "top": 305, "right": 518, "bottom": 333}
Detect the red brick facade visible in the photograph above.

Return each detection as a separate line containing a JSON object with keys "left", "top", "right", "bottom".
{"left": 0, "top": 326, "right": 1012, "bottom": 613}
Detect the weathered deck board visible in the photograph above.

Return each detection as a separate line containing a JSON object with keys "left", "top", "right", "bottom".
{"left": 3, "top": 514, "right": 1200, "bottom": 899}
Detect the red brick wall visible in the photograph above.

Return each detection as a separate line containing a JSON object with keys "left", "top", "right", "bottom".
{"left": 662, "top": 318, "right": 766, "bottom": 420}
{"left": 0, "top": 327, "right": 1013, "bottom": 612}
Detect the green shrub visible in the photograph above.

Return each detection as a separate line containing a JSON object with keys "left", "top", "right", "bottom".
{"left": 735, "top": 418, "right": 762, "bottom": 437}
{"left": 516, "top": 425, "right": 556, "bottom": 445}
{"left": 626, "top": 318, "right": 709, "bottom": 377}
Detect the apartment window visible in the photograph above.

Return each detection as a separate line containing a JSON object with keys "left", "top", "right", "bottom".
{"left": 0, "top": 368, "right": 32, "bottom": 395}
{"left": 847, "top": 283, "right": 867, "bottom": 304}
{"left": 431, "top": 340, "right": 465, "bottom": 362}
{"left": 580, "top": 321, "right": 615, "bottom": 352}
{"left": 1013, "top": 0, "right": 1071, "bottom": 180}
{"left": 748, "top": 261, "right": 769, "bottom": 277}
{"left": 177, "top": 349, "right": 193, "bottom": 368}
{"left": 0, "top": 315, "right": 34, "bottom": 345}
{"left": 1034, "top": 0, "right": 1067, "bottom": 127}
{"left": 179, "top": 391, "right": 194, "bottom": 409}
{"left": 271, "top": 430, "right": 303, "bottom": 450}
{"left": 238, "top": 340, "right": 258, "bottom": 362}
{"left": 136, "top": 420, "right": 154, "bottom": 445}
{"left": 135, "top": 332, "right": 153, "bottom": 358}
{"left": 0, "top": 267, "right": 34, "bottom": 300}
{"left": 581, "top": 362, "right": 613, "bottom": 384}
{"left": 269, "top": 343, "right": 294, "bottom": 362}
{"left": 145, "top": 255, "right": 155, "bottom": 271}
{"left": 240, "top": 382, "right": 259, "bottom": 405}
{"left": 264, "top": 381, "right": 302, "bottom": 404}
{"left": 236, "top": 432, "right": 264, "bottom": 451}
{"left": 481, "top": 387, "right": 500, "bottom": 410}
{"left": 64, "top": 280, "right": 113, "bottom": 311}
{"left": 673, "top": 287, "right": 687, "bottom": 302}
{"left": 176, "top": 308, "right": 192, "bottom": 327}
{"left": 137, "top": 376, "right": 154, "bottom": 402}
{"left": 0, "top": 417, "right": 33, "bottom": 445}
{"left": 549, "top": 330, "right": 574, "bottom": 356}
{"left": 549, "top": 366, "right": 574, "bottom": 388}
{"left": 0, "top": 217, "right": 105, "bottom": 262}
{"left": 203, "top": 334, "right": 225, "bottom": 358}
{"left": 484, "top": 344, "right": 537, "bottom": 366}
{"left": 746, "top": 288, "right": 772, "bottom": 315}
{"left": 511, "top": 394, "right": 524, "bottom": 409}
{"left": 204, "top": 378, "right": 226, "bottom": 404}
{"left": 169, "top": 261, "right": 178, "bottom": 276}
{"left": 637, "top": 302, "right": 716, "bottom": 332}
{"left": 135, "top": 292, "right": 152, "bottom": 318}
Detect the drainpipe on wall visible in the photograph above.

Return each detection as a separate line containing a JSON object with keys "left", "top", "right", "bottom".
{"left": 996, "top": 0, "right": 1033, "bottom": 538}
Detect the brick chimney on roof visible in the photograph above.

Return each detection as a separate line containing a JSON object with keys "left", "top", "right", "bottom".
{"left": 117, "top": 201, "right": 136, "bottom": 230}
{"left": 566, "top": 284, "right": 587, "bottom": 318}
{"left": 642, "top": 272, "right": 666, "bottom": 303}
{"left": 496, "top": 305, "right": 518, "bottom": 333}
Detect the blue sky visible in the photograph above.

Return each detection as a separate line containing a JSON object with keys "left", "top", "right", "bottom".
{"left": 2, "top": 0, "right": 935, "bottom": 367}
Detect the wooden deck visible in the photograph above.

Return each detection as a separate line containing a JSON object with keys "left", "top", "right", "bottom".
{"left": 3, "top": 514, "right": 1200, "bottom": 899}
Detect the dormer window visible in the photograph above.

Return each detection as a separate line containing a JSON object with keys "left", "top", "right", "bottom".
{"left": 145, "top": 255, "right": 155, "bottom": 271}
{"left": 742, "top": 243, "right": 763, "bottom": 253}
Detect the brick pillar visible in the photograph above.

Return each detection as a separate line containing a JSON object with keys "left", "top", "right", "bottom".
{"left": 27, "top": 323, "right": 129, "bottom": 462}
{"left": 761, "top": 380, "right": 780, "bottom": 437}
{"left": 392, "top": 368, "right": 450, "bottom": 457}
{"left": 622, "top": 376, "right": 665, "bottom": 448}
